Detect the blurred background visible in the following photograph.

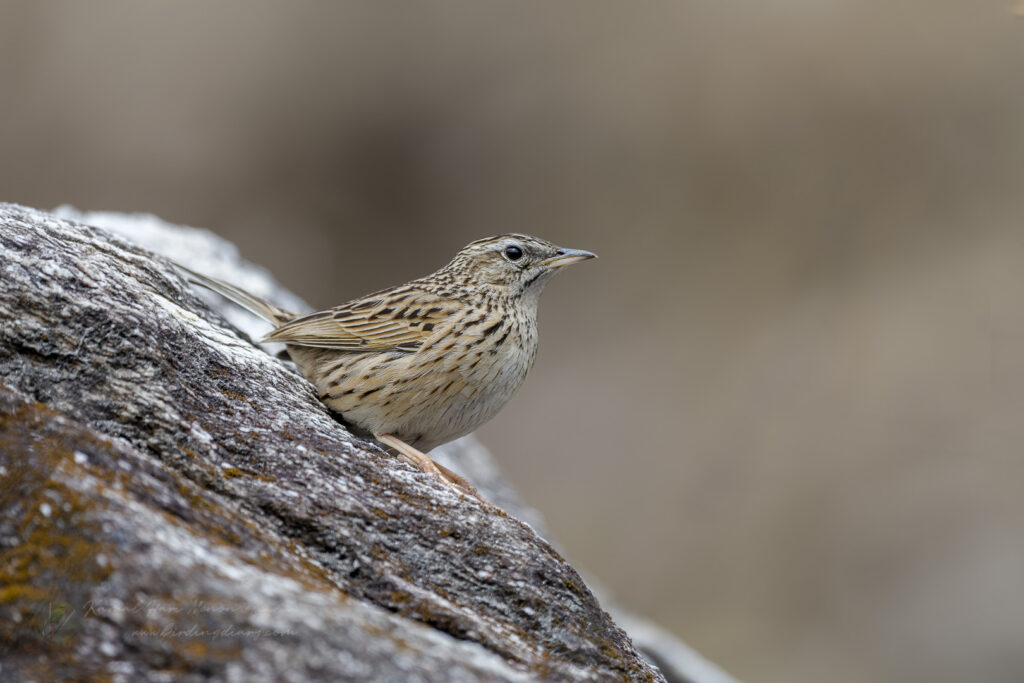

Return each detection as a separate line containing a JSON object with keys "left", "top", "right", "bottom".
{"left": 3, "top": 2, "right": 1024, "bottom": 681}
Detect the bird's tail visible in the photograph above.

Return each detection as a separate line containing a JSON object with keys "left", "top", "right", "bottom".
{"left": 177, "top": 264, "right": 295, "bottom": 325}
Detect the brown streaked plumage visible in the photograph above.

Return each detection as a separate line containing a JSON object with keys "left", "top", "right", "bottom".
{"left": 182, "top": 234, "right": 595, "bottom": 497}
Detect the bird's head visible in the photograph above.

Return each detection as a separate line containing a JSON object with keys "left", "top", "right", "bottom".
{"left": 442, "top": 234, "right": 596, "bottom": 300}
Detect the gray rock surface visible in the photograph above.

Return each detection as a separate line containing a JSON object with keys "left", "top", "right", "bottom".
{"left": 0, "top": 204, "right": 734, "bottom": 682}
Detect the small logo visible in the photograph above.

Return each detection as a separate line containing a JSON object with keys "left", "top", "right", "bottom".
{"left": 36, "top": 599, "right": 76, "bottom": 640}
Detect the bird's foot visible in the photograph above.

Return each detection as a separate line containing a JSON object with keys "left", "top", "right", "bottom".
{"left": 376, "top": 433, "right": 481, "bottom": 500}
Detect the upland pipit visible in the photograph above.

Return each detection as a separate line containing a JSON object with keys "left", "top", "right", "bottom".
{"left": 183, "top": 234, "right": 595, "bottom": 497}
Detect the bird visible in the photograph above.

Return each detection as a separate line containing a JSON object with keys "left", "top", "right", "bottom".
{"left": 181, "top": 234, "right": 595, "bottom": 498}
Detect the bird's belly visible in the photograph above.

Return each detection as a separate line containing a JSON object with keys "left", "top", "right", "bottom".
{"left": 300, "top": 330, "right": 536, "bottom": 452}
{"left": 396, "top": 337, "right": 534, "bottom": 450}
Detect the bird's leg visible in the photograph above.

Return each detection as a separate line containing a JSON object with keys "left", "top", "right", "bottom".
{"left": 376, "top": 433, "right": 480, "bottom": 499}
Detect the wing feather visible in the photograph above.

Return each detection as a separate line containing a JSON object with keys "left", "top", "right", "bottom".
{"left": 262, "top": 290, "right": 461, "bottom": 351}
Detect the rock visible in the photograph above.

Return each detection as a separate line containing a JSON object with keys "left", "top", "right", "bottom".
{"left": 0, "top": 203, "right": 734, "bottom": 682}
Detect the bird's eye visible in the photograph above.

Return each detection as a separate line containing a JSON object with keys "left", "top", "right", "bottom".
{"left": 504, "top": 245, "right": 523, "bottom": 261}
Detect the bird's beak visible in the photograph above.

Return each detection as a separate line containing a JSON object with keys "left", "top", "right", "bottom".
{"left": 538, "top": 248, "right": 597, "bottom": 269}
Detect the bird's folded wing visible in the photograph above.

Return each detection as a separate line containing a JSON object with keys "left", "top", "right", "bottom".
{"left": 262, "top": 293, "right": 460, "bottom": 351}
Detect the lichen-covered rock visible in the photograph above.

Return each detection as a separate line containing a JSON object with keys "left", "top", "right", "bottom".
{"left": 2, "top": 386, "right": 565, "bottom": 682}
{"left": 0, "top": 203, "right": 664, "bottom": 681}
{"left": 0, "top": 203, "right": 733, "bottom": 682}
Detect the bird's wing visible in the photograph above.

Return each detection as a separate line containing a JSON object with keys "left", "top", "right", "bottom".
{"left": 263, "top": 288, "right": 461, "bottom": 351}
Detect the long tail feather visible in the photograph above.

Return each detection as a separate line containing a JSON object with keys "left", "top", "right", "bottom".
{"left": 176, "top": 264, "right": 295, "bottom": 325}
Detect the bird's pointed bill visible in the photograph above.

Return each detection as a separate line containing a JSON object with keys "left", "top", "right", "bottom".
{"left": 539, "top": 249, "right": 597, "bottom": 268}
